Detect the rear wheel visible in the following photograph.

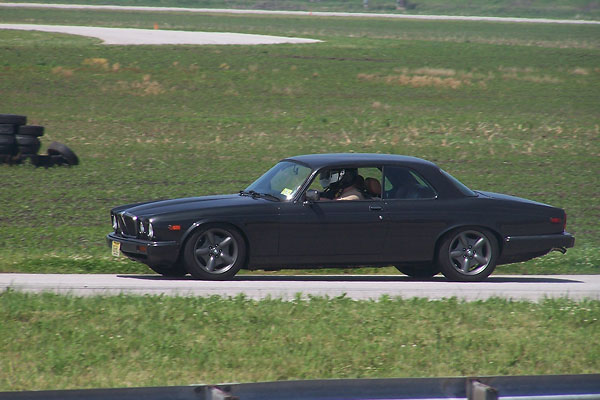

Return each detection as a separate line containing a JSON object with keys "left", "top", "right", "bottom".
{"left": 184, "top": 225, "right": 246, "bottom": 280}
{"left": 438, "top": 228, "right": 498, "bottom": 282}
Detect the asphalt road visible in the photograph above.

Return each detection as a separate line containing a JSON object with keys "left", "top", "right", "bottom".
{"left": 0, "top": 24, "right": 321, "bottom": 45}
{"left": 1, "top": 273, "right": 599, "bottom": 301}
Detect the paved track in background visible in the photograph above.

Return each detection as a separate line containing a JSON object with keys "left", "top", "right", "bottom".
{"left": 0, "top": 23, "right": 321, "bottom": 45}
{"left": 1, "top": 3, "right": 597, "bottom": 45}
{"left": 1, "top": 2, "right": 599, "bottom": 25}
{"left": 1, "top": 274, "right": 599, "bottom": 301}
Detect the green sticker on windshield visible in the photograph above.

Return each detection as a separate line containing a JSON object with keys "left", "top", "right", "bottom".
{"left": 281, "top": 188, "right": 293, "bottom": 196}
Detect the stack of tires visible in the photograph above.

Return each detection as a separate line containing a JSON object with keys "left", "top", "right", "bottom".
{"left": 0, "top": 114, "right": 79, "bottom": 167}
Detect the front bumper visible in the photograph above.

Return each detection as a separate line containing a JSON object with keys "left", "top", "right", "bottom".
{"left": 499, "top": 232, "right": 575, "bottom": 264}
{"left": 106, "top": 233, "right": 180, "bottom": 267}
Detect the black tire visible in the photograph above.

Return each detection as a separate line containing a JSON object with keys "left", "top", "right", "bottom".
{"left": 0, "top": 114, "right": 26, "bottom": 125}
{"left": 183, "top": 224, "right": 246, "bottom": 280}
{"left": 18, "top": 125, "right": 44, "bottom": 137}
{"left": 0, "top": 134, "right": 17, "bottom": 156}
{"left": 31, "top": 154, "right": 56, "bottom": 168}
{"left": 50, "top": 154, "right": 68, "bottom": 165}
{"left": 0, "top": 154, "right": 25, "bottom": 165}
{"left": 0, "top": 124, "right": 18, "bottom": 135}
{"left": 147, "top": 262, "right": 188, "bottom": 277}
{"left": 395, "top": 264, "right": 440, "bottom": 279}
{"left": 15, "top": 135, "right": 41, "bottom": 155}
{"left": 437, "top": 228, "right": 498, "bottom": 282}
{"left": 47, "top": 141, "right": 79, "bottom": 165}
{"left": 0, "top": 146, "right": 17, "bottom": 156}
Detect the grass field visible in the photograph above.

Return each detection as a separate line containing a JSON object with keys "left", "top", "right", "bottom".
{"left": 1, "top": 291, "right": 599, "bottom": 390}
{"left": 0, "top": 7, "right": 598, "bottom": 275}
{"left": 0, "top": 4, "right": 599, "bottom": 392}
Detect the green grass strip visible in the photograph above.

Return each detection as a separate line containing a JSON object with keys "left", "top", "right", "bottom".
{"left": 1, "top": 291, "right": 599, "bottom": 390}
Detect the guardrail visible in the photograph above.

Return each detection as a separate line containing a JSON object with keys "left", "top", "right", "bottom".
{"left": 1, "top": 374, "right": 599, "bottom": 400}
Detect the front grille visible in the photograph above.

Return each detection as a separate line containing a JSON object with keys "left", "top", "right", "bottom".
{"left": 117, "top": 213, "right": 137, "bottom": 237}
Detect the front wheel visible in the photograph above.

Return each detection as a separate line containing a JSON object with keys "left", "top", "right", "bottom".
{"left": 183, "top": 225, "right": 246, "bottom": 280}
{"left": 438, "top": 228, "right": 498, "bottom": 282}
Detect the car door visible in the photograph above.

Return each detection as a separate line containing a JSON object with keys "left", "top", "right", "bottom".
{"left": 277, "top": 166, "right": 387, "bottom": 264}
{"left": 381, "top": 165, "right": 446, "bottom": 262}
{"left": 277, "top": 199, "right": 386, "bottom": 263}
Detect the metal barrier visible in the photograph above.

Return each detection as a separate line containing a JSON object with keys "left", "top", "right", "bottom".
{"left": 1, "top": 374, "right": 599, "bottom": 400}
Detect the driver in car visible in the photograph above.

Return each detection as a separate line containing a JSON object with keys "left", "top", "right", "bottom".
{"left": 319, "top": 168, "right": 365, "bottom": 201}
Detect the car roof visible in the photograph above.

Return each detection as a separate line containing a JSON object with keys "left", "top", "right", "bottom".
{"left": 283, "top": 153, "right": 439, "bottom": 170}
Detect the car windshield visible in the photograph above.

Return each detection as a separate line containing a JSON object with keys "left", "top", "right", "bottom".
{"left": 245, "top": 161, "right": 312, "bottom": 201}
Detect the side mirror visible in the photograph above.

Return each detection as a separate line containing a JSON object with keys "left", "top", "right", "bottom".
{"left": 304, "top": 189, "right": 320, "bottom": 205}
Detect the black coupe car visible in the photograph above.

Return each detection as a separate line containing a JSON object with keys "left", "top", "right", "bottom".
{"left": 107, "top": 153, "right": 574, "bottom": 281}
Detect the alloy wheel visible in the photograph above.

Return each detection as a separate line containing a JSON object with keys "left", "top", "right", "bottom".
{"left": 447, "top": 230, "right": 493, "bottom": 276}
{"left": 193, "top": 228, "right": 239, "bottom": 275}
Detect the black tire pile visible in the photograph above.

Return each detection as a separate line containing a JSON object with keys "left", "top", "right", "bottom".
{"left": 0, "top": 114, "right": 79, "bottom": 167}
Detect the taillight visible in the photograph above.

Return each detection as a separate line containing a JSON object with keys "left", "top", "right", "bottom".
{"left": 550, "top": 215, "right": 567, "bottom": 231}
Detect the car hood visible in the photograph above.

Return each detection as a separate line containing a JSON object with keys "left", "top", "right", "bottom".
{"left": 114, "top": 194, "right": 269, "bottom": 217}
{"left": 475, "top": 190, "right": 552, "bottom": 208}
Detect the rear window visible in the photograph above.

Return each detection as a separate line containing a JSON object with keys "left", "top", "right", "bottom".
{"left": 440, "top": 169, "right": 477, "bottom": 197}
{"left": 383, "top": 166, "right": 437, "bottom": 200}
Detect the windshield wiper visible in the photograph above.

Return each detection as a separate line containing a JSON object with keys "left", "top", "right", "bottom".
{"left": 259, "top": 192, "right": 282, "bottom": 202}
{"left": 239, "top": 190, "right": 281, "bottom": 202}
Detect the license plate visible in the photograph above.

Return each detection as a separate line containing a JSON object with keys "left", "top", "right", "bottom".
{"left": 111, "top": 240, "right": 121, "bottom": 257}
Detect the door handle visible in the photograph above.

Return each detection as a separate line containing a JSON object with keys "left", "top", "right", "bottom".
{"left": 369, "top": 205, "right": 383, "bottom": 211}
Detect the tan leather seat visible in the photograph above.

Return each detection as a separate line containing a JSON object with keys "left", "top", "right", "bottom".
{"left": 365, "top": 177, "right": 381, "bottom": 198}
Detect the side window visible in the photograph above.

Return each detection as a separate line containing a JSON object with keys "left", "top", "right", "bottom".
{"left": 383, "top": 166, "right": 437, "bottom": 200}
{"left": 306, "top": 166, "right": 383, "bottom": 201}
{"left": 359, "top": 167, "right": 383, "bottom": 199}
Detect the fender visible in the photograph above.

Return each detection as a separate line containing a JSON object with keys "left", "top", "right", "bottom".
{"left": 181, "top": 218, "right": 248, "bottom": 245}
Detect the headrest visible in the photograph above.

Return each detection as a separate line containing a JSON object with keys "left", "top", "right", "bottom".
{"left": 365, "top": 178, "right": 381, "bottom": 197}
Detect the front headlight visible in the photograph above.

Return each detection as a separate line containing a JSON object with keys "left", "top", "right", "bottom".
{"left": 138, "top": 219, "right": 155, "bottom": 240}
{"left": 111, "top": 214, "right": 118, "bottom": 231}
{"left": 148, "top": 222, "right": 154, "bottom": 239}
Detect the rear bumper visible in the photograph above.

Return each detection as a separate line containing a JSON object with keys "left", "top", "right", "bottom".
{"left": 106, "top": 233, "right": 180, "bottom": 267}
{"left": 499, "top": 232, "right": 575, "bottom": 264}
